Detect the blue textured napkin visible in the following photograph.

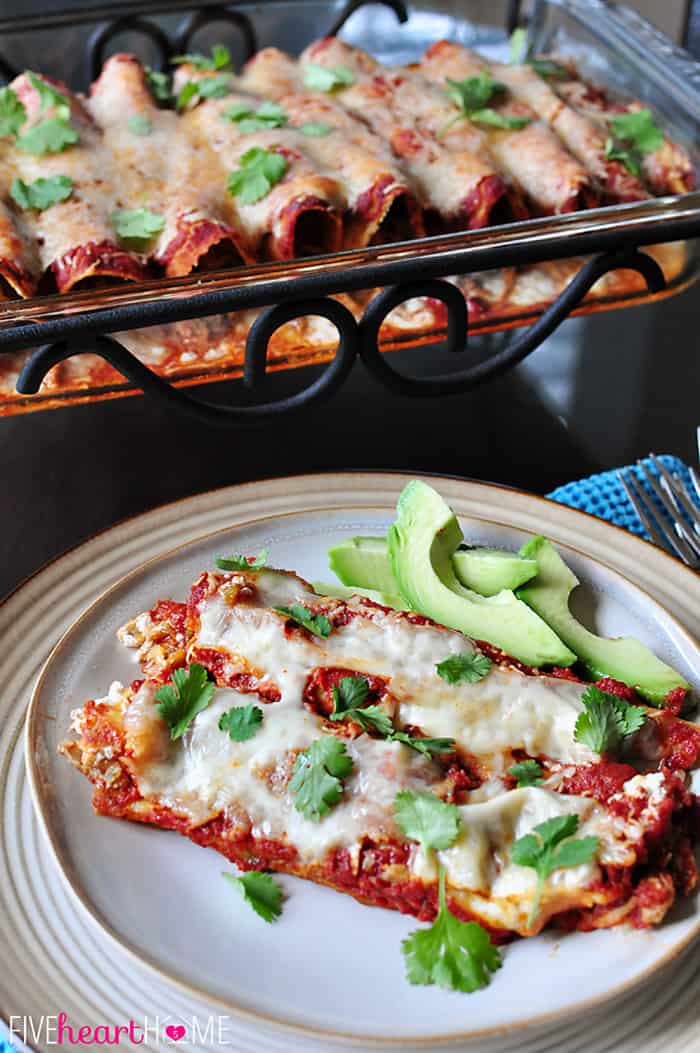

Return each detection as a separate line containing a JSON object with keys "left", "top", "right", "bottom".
{"left": 547, "top": 454, "right": 698, "bottom": 540}
{"left": 1, "top": 456, "right": 696, "bottom": 1053}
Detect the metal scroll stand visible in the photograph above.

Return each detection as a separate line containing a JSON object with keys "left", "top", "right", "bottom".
{"left": 0, "top": 0, "right": 674, "bottom": 425}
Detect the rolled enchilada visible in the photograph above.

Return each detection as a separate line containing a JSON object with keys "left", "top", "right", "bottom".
{"left": 9, "top": 71, "right": 148, "bottom": 292}
{"left": 89, "top": 54, "right": 254, "bottom": 276}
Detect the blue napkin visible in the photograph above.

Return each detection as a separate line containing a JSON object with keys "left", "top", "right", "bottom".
{"left": 547, "top": 455, "right": 698, "bottom": 540}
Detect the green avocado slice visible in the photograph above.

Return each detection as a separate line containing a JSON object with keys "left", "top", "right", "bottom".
{"left": 387, "top": 480, "right": 576, "bottom": 668}
{"left": 517, "top": 535, "right": 691, "bottom": 706}
{"left": 328, "top": 537, "right": 538, "bottom": 596}
{"left": 312, "top": 579, "right": 408, "bottom": 611}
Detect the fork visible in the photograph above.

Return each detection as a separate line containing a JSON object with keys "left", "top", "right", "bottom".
{"left": 618, "top": 454, "right": 700, "bottom": 571}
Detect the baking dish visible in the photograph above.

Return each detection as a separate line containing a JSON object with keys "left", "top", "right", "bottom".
{"left": 0, "top": 0, "right": 698, "bottom": 417}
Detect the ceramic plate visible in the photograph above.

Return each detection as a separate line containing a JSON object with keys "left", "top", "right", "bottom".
{"left": 3, "top": 474, "right": 700, "bottom": 1053}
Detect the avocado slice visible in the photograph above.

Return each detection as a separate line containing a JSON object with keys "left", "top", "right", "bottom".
{"left": 328, "top": 537, "right": 537, "bottom": 597}
{"left": 453, "top": 547, "right": 538, "bottom": 595}
{"left": 312, "top": 580, "right": 408, "bottom": 611}
{"left": 387, "top": 480, "right": 576, "bottom": 668}
{"left": 517, "top": 536, "right": 691, "bottom": 706}
{"left": 328, "top": 537, "right": 397, "bottom": 594}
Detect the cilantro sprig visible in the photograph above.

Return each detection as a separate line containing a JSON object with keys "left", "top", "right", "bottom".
{"left": 444, "top": 71, "right": 530, "bottom": 132}
{"left": 297, "top": 121, "right": 332, "bottom": 137}
{"left": 604, "top": 108, "right": 663, "bottom": 178}
{"left": 172, "top": 44, "right": 232, "bottom": 72}
{"left": 403, "top": 865, "right": 502, "bottom": 993}
{"left": 227, "top": 147, "right": 288, "bottom": 205}
{"left": 289, "top": 735, "right": 353, "bottom": 821}
{"left": 509, "top": 28, "right": 570, "bottom": 80}
{"left": 508, "top": 759, "right": 544, "bottom": 787}
{"left": 274, "top": 603, "right": 330, "bottom": 638}
{"left": 436, "top": 651, "right": 492, "bottom": 685}
{"left": 110, "top": 206, "right": 165, "bottom": 249}
{"left": 16, "top": 117, "right": 78, "bottom": 155}
{"left": 330, "top": 675, "right": 455, "bottom": 757}
{"left": 11, "top": 174, "right": 73, "bottom": 211}
{"left": 215, "top": 549, "right": 268, "bottom": 571}
{"left": 145, "top": 67, "right": 172, "bottom": 104}
{"left": 176, "top": 74, "right": 231, "bottom": 111}
{"left": 219, "top": 704, "right": 263, "bottom": 742}
{"left": 127, "top": 114, "right": 152, "bottom": 136}
{"left": 394, "top": 790, "right": 460, "bottom": 851}
{"left": 223, "top": 870, "right": 283, "bottom": 922}
{"left": 0, "top": 87, "right": 26, "bottom": 137}
{"left": 223, "top": 100, "right": 287, "bottom": 133}
{"left": 511, "top": 814, "right": 599, "bottom": 927}
{"left": 303, "top": 62, "right": 355, "bottom": 93}
{"left": 573, "top": 685, "right": 646, "bottom": 755}
{"left": 155, "top": 663, "right": 216, "bottom": 740}
{"left": 395, "top": 791, "right": 502, "bottom": 993}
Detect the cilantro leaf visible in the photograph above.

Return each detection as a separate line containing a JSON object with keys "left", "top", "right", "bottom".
{"left": 273, "top": 603, "right": 330, "bottom": 638}
{"left": 436, "top": 651, "right": 492, "bottom": 685}
{"left": 110, "top": 206, "right": 165, "bottom": 249}
{"left": 329, "top": 676, "right": 455, "bottom": 755}
{"left": 16, "top": 117, "right": 78, "bottom": 155}
{"left": 26, "top": 72, "right": 70, "bottom": 118}
{"left": 394, "top": 790, "right": 460, "bottom": 851}
{"left": 227, "top": 147, "right": 288, "bottom": 205}
{"left": 223, "top": 870, "right": 283, "bottom": 922}
{"left": 127, "top": 114, "right": 152, "bottom": 136}
{"left": 176, "top": 81, "right": 200, "bottom": 111}
{"left": 444, "top": 73, "right": 529, "bottom": 134}
{"left": 215, "top": 549, "right": 268, "bottom": 571}
{"left": 303, "top": 62, "right": 355, "bottom": 93}
{"left": 573, "top": 685, "right": 646, "bottom": 755}
{"left": 610, "top": 109, "right": 663, "bottom": 154}
{"left": 155, "top": 663, "right": 216, "bottom": 740}
{"left": 445, "top": 71, "right": 506, "bottom": 113}
{"left": 402, "top": 865, "right": 501, "bottom": 993}
{"left": 508, "top": 759, "right": 544, "bottom": 787}
{"left": 391, "top": 732, "right": 456, "bottom": 757}
{"left": 468, "top": 108, "right": 530, "bottom": 130}
{"left": 172, "top": 44, "right": 232, "bottom": 72}
{"left": 145, "top": 67, "right": 171, "bottom": 103}
{"left": 11, "top": 174, "right": 72, "bottom": 211}
{"left": 218, "top": 704, "right": 263, "bottom": 742}
{"left": 604, "top": 109, "right": 663, "bottom": 176}
{"left": 511, "top": 814, "right": 599, "bottom": 926}
{"left": 198, "top": 75, "right": 232, "bottom": 99}
{"left": 604, "top": 137, "right": 642, "bottom": 178}
{"left": 529, "top": 58, "right": 570, "bottom": 79}
{"left": 508, "top": 30, "right": 569, "bottom": 79}
{"left": 329, "top": 676, "right": 395, "bottom": 737}
{"left": 297, "top": 121, "right": 332, "bottom": 137}
{"left": 332, "top": 674, "right": 369, "bottom": 712}
{"left": 289, "top": 736, "right": 353, "bottom": 821}
{"left": 0, "top": 87, "right": 26, "bottom": 137}
{"left": 223, "top": 100, "right": 287, "bottom": 133}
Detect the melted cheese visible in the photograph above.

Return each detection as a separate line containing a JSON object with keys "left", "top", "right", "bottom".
{"left": 193, "top": 570, "right": 598, "bottom": 769}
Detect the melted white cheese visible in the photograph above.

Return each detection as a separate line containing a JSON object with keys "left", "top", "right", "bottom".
{"left": 193, "top": 571, "right": 597, "bottom": 768}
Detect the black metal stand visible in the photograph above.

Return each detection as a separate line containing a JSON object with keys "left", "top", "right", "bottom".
{"left": 12, "top": 249, "right": 664, "bottom": 427}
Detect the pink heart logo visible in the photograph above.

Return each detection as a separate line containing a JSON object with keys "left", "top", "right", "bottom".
{"left": 165, "top": 1025, "right": 186, "bottom": 1041}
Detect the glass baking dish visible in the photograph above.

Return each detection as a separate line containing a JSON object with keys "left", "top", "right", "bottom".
{"left": 0, "top": 0, "right": 698, "bottom": 416}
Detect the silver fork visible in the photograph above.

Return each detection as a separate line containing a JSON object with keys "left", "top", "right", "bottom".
{"left": 618, "top": 454, "right": 700, "bottom": 571}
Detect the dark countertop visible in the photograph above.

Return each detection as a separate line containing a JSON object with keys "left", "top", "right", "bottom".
{"left": 2, "top": 279, "right": 698, "bottom": 601}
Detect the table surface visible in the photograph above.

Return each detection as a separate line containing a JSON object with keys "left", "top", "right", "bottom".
{"left": 2, "top": 279, "right": 698, "bottom": 602}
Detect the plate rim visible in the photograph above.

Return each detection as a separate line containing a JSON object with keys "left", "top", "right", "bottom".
{"left": 21, "top": 486, "right": 700, "bottom": 1047}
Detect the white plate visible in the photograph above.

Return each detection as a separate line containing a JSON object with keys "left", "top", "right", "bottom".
{"left": 2, "top": 472, "right": 700, "bottom": 1053}
{"left": 22, "top": 482, "right": 700, "bottom": 1048}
